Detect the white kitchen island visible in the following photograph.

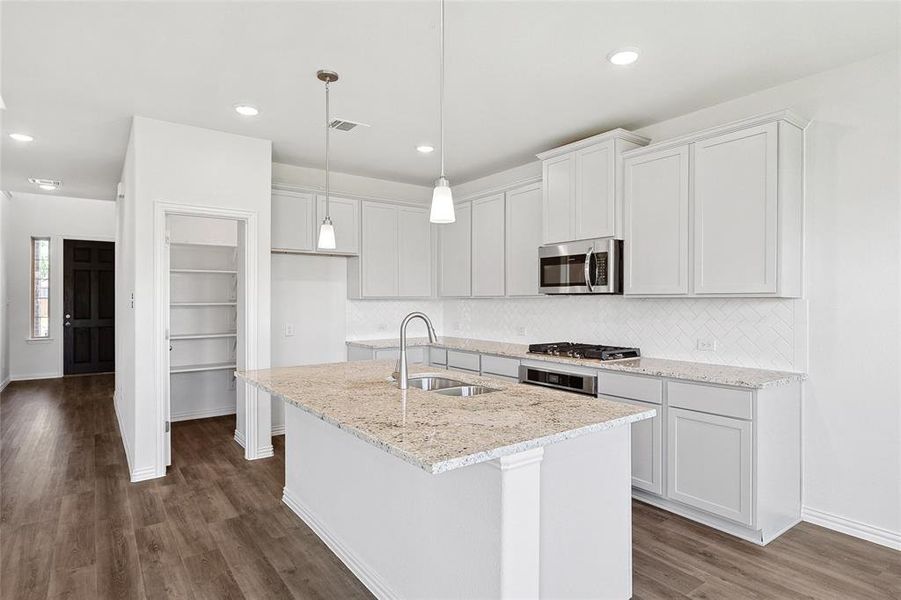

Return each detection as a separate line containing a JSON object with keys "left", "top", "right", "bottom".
{"left": 237, "top": 360, "right": 654, "bottom": 600}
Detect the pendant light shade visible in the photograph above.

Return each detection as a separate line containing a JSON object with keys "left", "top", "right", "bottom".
{"left": 430, "top": 0, "right": 455, "bottom": 224}
{"left": 317, "top": 217, "right": 336, "bottom": 250}
{"left": 317, "top": 69, "right": 339, "bottom": 250}
{"left": 430, "top": 176, "right": 455, "bottom": 223}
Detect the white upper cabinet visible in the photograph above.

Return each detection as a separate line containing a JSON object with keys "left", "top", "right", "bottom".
{"left": 471, "top": 194, "right": 506, "bottom": 297}
{"left": 505, "top": 183, "right": 543, "bottom": 296}
{"left": 622, "top": 111, "right": 806, "bottom": 298}
{"left": 349, "top": 201, "right": 432, "bottom": 299}
{"left": 575, "top": 142, "right": 615, "bottom": 240}
{"left": 438, "top": 202, "right": 472, "bottom": 297}
{"left": 624, "top": 145, "right": 691, "bottom": 295}
{"left": 541, "top": 154, "right": 575, "bottom": 245}
{"left": 360, "top": 202, "right": 399, "bottom": 297}
{"left": 316, "top": 195, "right": 360, "bottom": 255}
{"left": 537, "top": 129, "right": 649, "bottom": 244}
{"left": 271, "top": 190, "right": 315, "bottom": 252}
{"left": 271, "top": 190, "right": 359, "bottom": 255}
{"left": 397, "top": 206, "right": 432, "bottom": 297}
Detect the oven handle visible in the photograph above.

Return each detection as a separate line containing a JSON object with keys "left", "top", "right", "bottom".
{"left": 584, "top": 247, "right": 594, "bottom": 292}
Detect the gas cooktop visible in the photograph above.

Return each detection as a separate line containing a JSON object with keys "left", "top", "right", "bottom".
{"left": 527, "top": 342, "right": 641, "bottom": 361}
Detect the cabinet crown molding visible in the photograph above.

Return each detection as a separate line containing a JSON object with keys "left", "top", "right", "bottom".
{"left": 622, "top": 109, "right": 810, "bottom": 159}
{"left": 536, "top": 128, "right": 651, "bottom": 160}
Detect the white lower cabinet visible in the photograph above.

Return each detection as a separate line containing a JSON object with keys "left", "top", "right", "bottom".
{"left": 601, "top": 395, "right": 662, "bottom": 495}
{"left": 666, "top": 407, "right": 753, "bottom": 526}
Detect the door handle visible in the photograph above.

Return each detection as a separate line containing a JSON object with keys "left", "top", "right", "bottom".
{"left": 64, "top": 321, "right": 71, "bottom": 327}
{"left": 584, "top": 247, "right": 594, "bottom": 292}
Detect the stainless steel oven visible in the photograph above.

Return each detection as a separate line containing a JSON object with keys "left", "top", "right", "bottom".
{"left": 538, "top": 238, "right": 623, "bottom": 294}
{"left": 518, "top": 364, "right": 598, "bottom": 395}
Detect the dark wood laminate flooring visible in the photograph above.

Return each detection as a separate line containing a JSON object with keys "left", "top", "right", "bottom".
{"left": 1, "top": 375, "right": 897, "bottom": 599}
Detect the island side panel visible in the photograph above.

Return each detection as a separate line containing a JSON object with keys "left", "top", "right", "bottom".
{"left": 283, "top": 402, "right": 524, "bottom": 599}
{"left": 540, "top": 424, "right": 633, "bottom": 600}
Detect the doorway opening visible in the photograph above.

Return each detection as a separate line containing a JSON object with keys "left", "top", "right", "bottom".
{"left": 63, "top": 239, "right": 115, "bottom": 375}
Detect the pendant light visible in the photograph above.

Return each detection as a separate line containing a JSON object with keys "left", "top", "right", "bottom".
{"left": 317, "top": 69, "right": 339, "bottom": 250}
{"left": 430, "top": 0, "right": 455, "bottom": 224}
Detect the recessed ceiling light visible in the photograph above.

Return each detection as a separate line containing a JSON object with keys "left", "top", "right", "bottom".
{"left": 234, "top": 104, "right": 259, "bottom": 117}
{"left": 28, "top": 177, "right": 61, "bottom": 191}
{"left": 607, "top": 48, "right": 640, "bottom": 66}
{"left": 9, "top": 133, "right": 34, "bottom": 142}
{"left": 416, "top": 145, "right": 435, "bottom": 154}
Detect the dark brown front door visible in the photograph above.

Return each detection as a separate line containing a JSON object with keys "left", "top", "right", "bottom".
{"left": 64, "top": 240, "right": 115, "bottom": 374}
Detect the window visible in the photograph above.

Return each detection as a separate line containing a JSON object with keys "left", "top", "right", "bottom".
{"left": 31, "top": 237, "right": 50, "bottom": 338}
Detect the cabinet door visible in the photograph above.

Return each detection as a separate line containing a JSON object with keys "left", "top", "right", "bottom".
{"left": 667, "top": 407, "right": 753, "bottom": 526}
{"left": 542, "top": 154, "right": 575, "bottom": 244}
{"left": 316, "top": 195, "right": 360, "bottom": 254}
{"left": 438, "top": 202, "right": 472, "bottom": 297}
{"left": 624, "top": 145, "right": 690, "bottom": 295}
{"left": 398, "top": 206, "right": 432, "bottom": 297}
{"left": 361, "top": 202, "right": 399, "bottom": 297}
{"left": 471, "top": 194, "right": 506, "bottom": 297}
{"left": 602, "top": 395, "right": 663, "bottom": 495}
{"left": 575, "top": 142, "right": 615, "bottom": 240}
{"left": 693, "top": 123, "right": 778, "bottom": 294}
{"left": 505, "top": 183, "right": 542, "bottom": 296}
{"left": 271, "top": 191, "right": 314, "bottom": 252}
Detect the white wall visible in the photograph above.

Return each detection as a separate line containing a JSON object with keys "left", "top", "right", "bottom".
{"left": 0, "top": 192, "right": 10, "bottom": 389}
{"left": 117, "top": 117, "right": 272, "bottom": 480}
{"left": 273, "top": 162, "right": 432, "bottom": 205}
{"left": 3, "top": 192, "right": 116, "bottom": 380}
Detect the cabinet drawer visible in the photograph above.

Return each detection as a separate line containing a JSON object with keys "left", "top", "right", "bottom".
{"left": 598, "top": 371, "right": 662, "bottom": 404}
{"left": 447, "top": 350, "right": 480, "bottom": 372}
{"left": 429, "top": 347, "right": 448, "bottom": 366}
{"left": 668, "top": 382, "right": 753, "bottom": 420}
{"left": 480, "top": 354, "right": 520, "bottom": 378}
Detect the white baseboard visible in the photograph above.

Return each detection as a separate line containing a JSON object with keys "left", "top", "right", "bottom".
{"left": 10, "top": 372, "right": 61, "bottom": 382}
{"left": 171, "top": 406, "right": 236, "bottom": 422}
{"left": 130, "top": 466, "right": 159, "bottom": 483}
{"left": 282, "top": 487, "right": 399, "bottom": 600}
{"left": 113, "top": 389, "right": 135, "bottom": 476}
{"left": 802, "top": 506, "right": 901, "bottom": 551}
{"left": 271, "top": 424, "right": 285, "bottom": 436}
{"left": 234, "top": 429, "right": 246, "bottom": 448}
{"left": 254, "top": 445, "right": 274, "bottom": 459}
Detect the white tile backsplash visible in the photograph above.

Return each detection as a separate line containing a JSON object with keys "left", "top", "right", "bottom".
{"left": 348, "top": 296, "right": 807, "bottom": 371}
{"left": 347, "top": 299, "right": 445, "bottom": 341}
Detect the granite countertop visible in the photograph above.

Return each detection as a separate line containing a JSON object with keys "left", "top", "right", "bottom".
{"left": 237, "top": 360, "right": 654, "bottom": 474}
{"left": 346, "top": 336, "right": 805, "bottom": 389}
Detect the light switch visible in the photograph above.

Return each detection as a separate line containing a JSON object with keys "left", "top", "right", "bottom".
{"left": 285, "top": 324, "right": 295, "bottom": 337}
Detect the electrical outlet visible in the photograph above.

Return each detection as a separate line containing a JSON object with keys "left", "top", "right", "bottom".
{"left": 285, "top": 323, "right": 295, "bottom": 337}
{"left": 516, "top": 326, "right": 527, "bottom": 336}
{"left": 453, "top": 321, "right": 462, "bottom": 332}
{"left": 697, "top": 339, "right": 717, "bottom": 352}
{"left": 377, "top": 323, "right": 387, "bottom": 331}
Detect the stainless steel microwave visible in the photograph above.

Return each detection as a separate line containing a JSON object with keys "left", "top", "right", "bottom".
{"left": 538, "top": 238, "right": 623, "bottom": 294}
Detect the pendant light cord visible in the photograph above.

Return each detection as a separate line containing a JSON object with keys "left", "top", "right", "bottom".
{"left": 325, "top": 79, "right": 331, "bottom": 220}
{"left": 439, "top": 0, "right": 446, "bottom": 179}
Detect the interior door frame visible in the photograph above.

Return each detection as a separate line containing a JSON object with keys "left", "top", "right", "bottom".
{"left": 153, "top": 201, "right": 268, "bottom": 479}
{"left": 55, "top": 235, "right": 116, "bottom": 378}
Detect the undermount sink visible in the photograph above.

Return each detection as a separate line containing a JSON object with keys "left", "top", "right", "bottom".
{"left": 406, "top": 375, "right": 466, "bottom": 391}
{"left": 434, "top": 385, "right": 501, "bottom": 397}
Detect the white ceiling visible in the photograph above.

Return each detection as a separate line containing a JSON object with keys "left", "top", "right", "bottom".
{"left": 2, "top": 1, "right": 897, "bottom": 200}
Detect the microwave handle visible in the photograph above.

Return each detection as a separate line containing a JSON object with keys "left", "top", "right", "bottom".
{"left": 584, "top": 247, "right": 594, "bottom": 292}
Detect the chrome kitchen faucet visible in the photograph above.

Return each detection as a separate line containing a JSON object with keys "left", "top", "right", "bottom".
{"left": 395, "top": 312, "right": 438, "bottom": 389}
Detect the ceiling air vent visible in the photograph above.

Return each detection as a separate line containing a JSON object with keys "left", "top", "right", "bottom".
{"left": 329, "top": 118, "right": 370, "bottom": 132}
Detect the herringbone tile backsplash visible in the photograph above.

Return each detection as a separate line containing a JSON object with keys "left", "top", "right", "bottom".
{"left": 348, "top": 297, "right": 807, "bottom": 371}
